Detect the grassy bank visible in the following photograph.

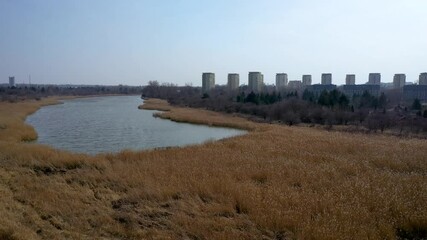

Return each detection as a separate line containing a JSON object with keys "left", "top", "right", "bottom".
{"left": 140, "top": 98, "right": 258, "bottom": 131}
{"left": 0, "top": 98, "right": 426, "bottom": 239}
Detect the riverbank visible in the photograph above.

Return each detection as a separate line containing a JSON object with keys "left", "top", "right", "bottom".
{"left": 0, "top": 97, "right": 426, "bottom": 239}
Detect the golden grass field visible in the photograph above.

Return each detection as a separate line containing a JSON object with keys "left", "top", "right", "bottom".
{"left": 0, "top": 97, "right": 426, "bottom": 239}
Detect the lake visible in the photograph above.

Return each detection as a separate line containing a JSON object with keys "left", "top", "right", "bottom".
{"left": 26, "top": 96, "right": 246, "bottom": 155}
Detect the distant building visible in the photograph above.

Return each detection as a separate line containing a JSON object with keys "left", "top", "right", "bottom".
{"left": 302, "top": 75, "right": 312, "bottom": 86}
{"left": 8, "top": 76, "right": 15, "bottom": 87}
{"left": 202, "top": 72, "right": 215, "bottom": 93}
{"left": 342, "top": 84, "right": 381, "bottom": 98}
{"left": 393, "top": 74, "right": 406, "bottom": 88}
{"left": 403, "top": 85, "right": 427, "bottom": 102}
{"left": 321, "top": 73, "right": 332, "bottom": 85}
{"left": 306, "top": 84, "right": 337, "bottom": 96}
{"left": 419, "top": 72, "right": 427, "bottom": 85}
{"left": 346, "top": 74, "right": 356, "bottom": 85}
{"left": 275, "top": 73, "right": 288, "bottom": 90}
{"left": 227, "top": 73, "right": 239, "bottom": 91}
{"left": 248, "top": 72, "right": 264, "bottom": 93}
{"left": 368, "top": 73, "right": 381, "bottom": 85}
{"left": 288, "top": 80, "right": 303, "bottom": 89}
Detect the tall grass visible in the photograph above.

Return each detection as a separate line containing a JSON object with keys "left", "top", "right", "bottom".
{"left": 0, "top": 98, "right": 426, "bottom": 239}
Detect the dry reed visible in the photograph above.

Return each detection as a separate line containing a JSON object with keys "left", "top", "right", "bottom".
{"left": 0, "top": 98, "right": 426, "bottom": 239}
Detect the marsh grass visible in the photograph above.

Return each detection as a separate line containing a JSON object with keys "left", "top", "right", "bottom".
{"left": 0, "top": 98, "right": 426, "bottom": 239}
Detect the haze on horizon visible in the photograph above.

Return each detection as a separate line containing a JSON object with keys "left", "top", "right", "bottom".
{"left": 1, "top": 0, "right": 426, "bottom": 86}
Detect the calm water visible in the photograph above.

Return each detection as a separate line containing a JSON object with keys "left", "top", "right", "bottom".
{"left": 26, "top": 96, "right": 246, "bottom": 155}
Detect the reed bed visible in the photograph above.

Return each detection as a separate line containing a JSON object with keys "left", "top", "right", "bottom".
{"left": 0, "top": 98, "right": 426, "bottom": 239}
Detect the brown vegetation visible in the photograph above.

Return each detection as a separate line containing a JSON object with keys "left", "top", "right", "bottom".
{"left": 138, "top": 98, "right": 172, "bottom": 111}
{"left": 140, "top": 98, "right": 258, "bottom": 131}
{"left": 0, "top": 98, "right": 426, "bottom": 239}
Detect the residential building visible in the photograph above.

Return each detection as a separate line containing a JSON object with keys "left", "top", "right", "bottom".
{"left": 368, "top": 73, "right": 381, "bottom": 85}
{"left": 248, "top": 72, "right": 264, "bottom": 93}
{"left": 346, "top": 74, "right": 356, "bottom": 85}
{"left": 202, "top": 72, "right": 215, "bottom": 93}
{"left": 393, "top": 74, "right": 406, "bottom": 88}
{"left": 302, "top": 75, "right": 312, "bottom": 86}
{"left": 321, "top": 73, "right": 332, "bottom": 85}
{"left": 227, "top": 73, "right": 239, "bottom": 91}
{"left": 275, "top": 73, "right": 288, "bottom": 90}
{"left": 8, "top": 76, "right": 15, "bottom": 87}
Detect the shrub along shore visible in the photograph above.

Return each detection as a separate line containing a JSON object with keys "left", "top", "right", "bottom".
{"left": 0, "top": 97, "right": 426, "bottom": 239}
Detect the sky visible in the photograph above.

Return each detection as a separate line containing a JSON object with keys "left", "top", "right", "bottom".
{"left": 1, "top": 0, "right": 426, "bottom": 86}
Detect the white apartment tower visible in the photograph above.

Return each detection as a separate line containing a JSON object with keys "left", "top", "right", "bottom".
{"left": 248, "top": 72, "right": 263, "bottom": 93}
{"left": 393, "top": 74, "right": 406, "bottom": 88}
{"left": 227, "top": 73, "right": 240, "bottom": 91}
{"left": 419, "top": 72, "right": 427, "bottom": 85}
{"left": 202, "top": 72, "right": 215, "bottom": 93}
{"left": 321, "top": 73, "right": 332, "bottom": 85}
{"left": 302, "top": 75, "right": 312, "bottom": 86}
{"left": 275, "top": 73, "right": 288, "bottom": 90}
{"left": 9, "top": 76, "right": 15, "bottom": 87}
{"left": 346, "top": 74, "right": 356, "bottom": 85}
{"left": 368, "top": 73, "right": 381, "bottom": 85}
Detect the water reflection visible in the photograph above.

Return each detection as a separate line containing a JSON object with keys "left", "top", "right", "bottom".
{"left": 26, "top": 96, "right": 246, "bottom": 155}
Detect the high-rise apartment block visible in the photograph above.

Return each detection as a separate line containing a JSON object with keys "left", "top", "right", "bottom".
{"left": 419, "top": 72, "right": 427, "bottom": 85}
{"left": 393, "top": 74, "right": 406, "bottom": 88}
{"left": 346, "top": 74, "right": 356, "bottom": 85}
{"left": 227, "top": 73, "right": 239, "bottom": 91}
{"left": 248, "top": 72, "right": 264, "bottom": 93}
{"left": 302, "top": 75, "right": 312, "bottom": 86}
{"left": 275, "top": 73, "right": 288, "bottom": 90}
{"left": 321, "top": 73, "right": 332, "bottom": 85}
{"left": 202, "top": 72, "right": 215, "bottom": 93}
{"left": 8, "top": 76, "right": 15, "bottom": 87}
{"left": 368, "top": 73, "right": 381, "bottom": 85}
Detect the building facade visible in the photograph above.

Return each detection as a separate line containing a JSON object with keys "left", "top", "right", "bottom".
{"left": 227, "top": 73, "right": 239, "bottom": 91}
{"left": 275, "top": 73, "right": 288, "bottom": 90}
{"left": 345, "top": 74, "right": 356, "bottom": 85}
{"left": 8, "top": 76, "right": 15, "bottom": 87}
{"left": 403, "top": 85, "right": 427, "bottom": 102}
{"left": 342, "top": 84, "right": 381, "bottom": 98}
{"left": 419, "top": 72, "right": 427, "bottom": 85}
{"left": 288, "top": 80, "right": 303, "bottom": 89}
{"left": 306, "top": 84, "right": 337, "bottom": 96}
{"left": 302, "top": 75, "right": 312, "bottom": 86}
{"left": 321, "top": 73, "right": 332, "bottom": 85}
{"left": 248, "top": 72, "right": 263, "bottom": 93}
{"left": 368, "top": 73, "right": 381, "bottom": 85}
{"left": 202, "top": 72, "right": 215, "bottom": 93}
{"left": 393, "top": 74, "right": 406, "bottom": 88}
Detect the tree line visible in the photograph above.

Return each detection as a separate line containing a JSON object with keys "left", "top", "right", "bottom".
{"left": 142, "top": 82, "right": 427, "bottom": 137}
{"left": 0, "top": 85, "right": 143, "bottom": 102}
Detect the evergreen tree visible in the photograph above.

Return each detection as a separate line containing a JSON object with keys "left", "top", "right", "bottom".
{"left": 302, "top": 89, "right": 312, "bottom": 102}
{"left": 329, "top": 89, "right": 340, "bottom": 106}
{"left": 245, "top": 91, "right": 259, "bottom": 104}
{"left": 378, "top": 93, "right": 387, "bottom": 108}
{"left": 237, "top": 92, "right": 245, "bottom": 102}
{"left": 318, "top": 90, "right": 330, "bottom": 106}
{"left": 338, "top": 94, "right": 349, "bottom": 108}
{"left": 412, "top": 98, "right": 422, "bottom": 110}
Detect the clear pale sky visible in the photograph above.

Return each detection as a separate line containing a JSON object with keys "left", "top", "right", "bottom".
{"left": 1, "top": 0, "right": 426, "bottom": 86}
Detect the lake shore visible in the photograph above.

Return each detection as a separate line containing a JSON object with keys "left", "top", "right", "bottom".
{"left": 0, "top": 97, "right": 426, "bottom": 239}
{"left": 139, "top": 98, "right": 259, "bottom": 131}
